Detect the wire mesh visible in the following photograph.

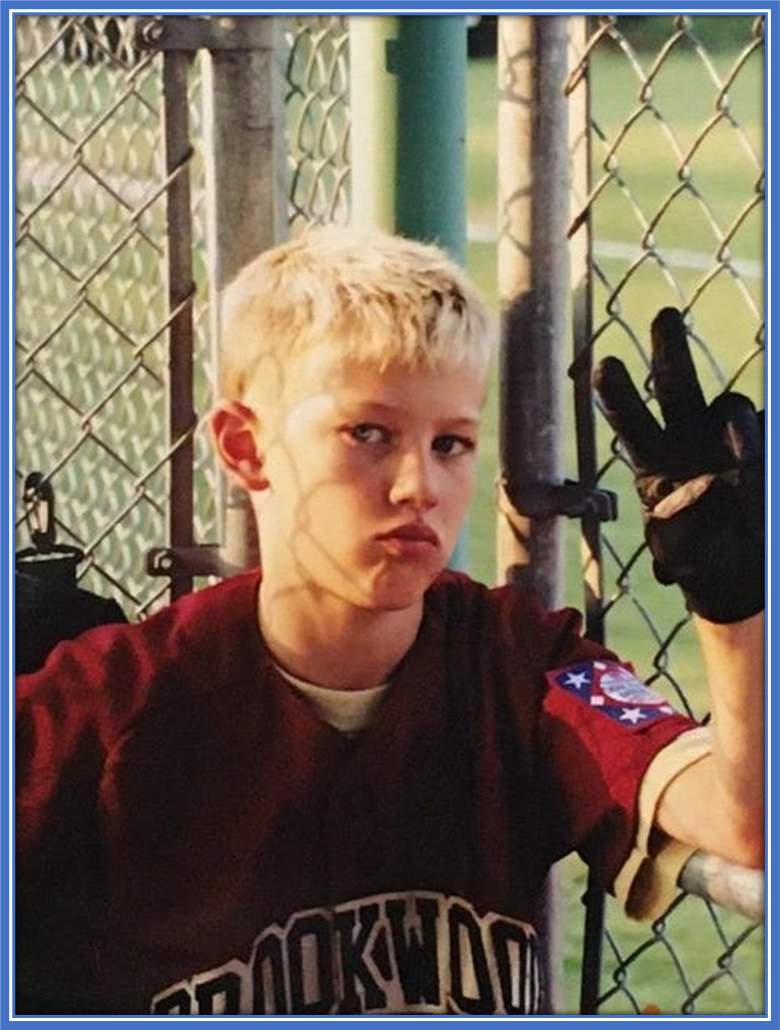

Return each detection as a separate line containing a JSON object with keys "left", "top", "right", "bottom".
{"left": 15, "top": 14, "right": 217, "bottom": 619}
{"left": 566, "top": 13, "right": 764, "bottom": 1014}
{"left": 284, "top": 15, "right": 351, "bottom": 228}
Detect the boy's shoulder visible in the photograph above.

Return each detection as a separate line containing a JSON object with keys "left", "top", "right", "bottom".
{"left": 428, "top": 567, "right": 579, "bottom": 619}
{"left": 426, "top": 569, "right": 587, "bottom": 660}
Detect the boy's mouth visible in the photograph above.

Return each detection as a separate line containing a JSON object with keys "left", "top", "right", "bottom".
{"left": 376, "top": 522, "right": 440, "bottom": 550}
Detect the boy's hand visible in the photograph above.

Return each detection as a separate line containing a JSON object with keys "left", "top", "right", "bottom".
{"left": 593, "top": 307, "right": 764, "bottom": 624}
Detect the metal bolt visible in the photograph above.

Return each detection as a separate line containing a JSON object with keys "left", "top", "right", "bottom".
{"left": 142, "top": 19, "right": 165, "bottom": 46}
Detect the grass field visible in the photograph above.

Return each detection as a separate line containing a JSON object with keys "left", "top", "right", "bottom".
{"left": 15, "top": 17, "right": 765, "bottom": 1015}
{"left": 462, "top": 31, "right": 764, "bottom": 1014}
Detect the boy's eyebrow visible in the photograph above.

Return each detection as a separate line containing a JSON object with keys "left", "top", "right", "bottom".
{"left": 337, "top": 401, "right": 481, "bottom": 428}
{"left": 434, "top": 416, "right": 482, "bottom": 431}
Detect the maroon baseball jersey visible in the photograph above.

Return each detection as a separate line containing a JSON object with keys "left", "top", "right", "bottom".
{"left": 16, "top": 570, "right": 696, "bottom": 1015}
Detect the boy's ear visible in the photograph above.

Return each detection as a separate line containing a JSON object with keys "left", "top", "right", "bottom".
{"left": 209, "top": 401, "right": 269, "bottom": 491}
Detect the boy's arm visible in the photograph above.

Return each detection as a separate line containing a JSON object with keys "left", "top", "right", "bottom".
{"left": 653, "top": 611, "right": 764, "bottom": 868}
{"left": 594, "top": 307, "right": 764, "bottom": 869}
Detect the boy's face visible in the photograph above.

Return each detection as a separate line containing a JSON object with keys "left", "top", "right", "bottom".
{"left": 253, "top": 343, "right": 486, "bottom": 611}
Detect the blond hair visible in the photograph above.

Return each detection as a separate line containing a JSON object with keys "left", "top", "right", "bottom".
{"left": 219, "top": 226, "right": 494, "bottom": 405}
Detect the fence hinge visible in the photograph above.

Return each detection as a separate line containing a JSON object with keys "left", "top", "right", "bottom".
{"left": 146, "top": 545, "right": 247, "bottom": 580}
{"left": 500, "top": 477, "right": 619, "bottom": 521}
{"left": 135, "top": 15, "right": 273, "bottom": 53}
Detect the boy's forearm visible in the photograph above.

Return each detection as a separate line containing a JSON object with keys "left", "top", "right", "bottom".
{"left": 656, "top": 610, "right": 764, "bottom": 867}
{"left": 694, "top": 609, "right": 764, "bottom": 863}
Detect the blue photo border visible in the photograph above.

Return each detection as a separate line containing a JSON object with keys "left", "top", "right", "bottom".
{"left": 1, "top": 2, "right": 776, "bottom": 1028}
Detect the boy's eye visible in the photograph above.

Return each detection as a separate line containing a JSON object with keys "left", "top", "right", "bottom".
{"left": 346, "top": 423, "right": 391, "bottom": 445}
{"left": 432, "top": 434, "right": 475, "bottom": 457}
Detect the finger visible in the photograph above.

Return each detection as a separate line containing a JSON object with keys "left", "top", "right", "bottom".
{"left": 650, "top": 308, "right": 707, "bottom": 434}
{"left": 706, "top": 392, "right": 763, "bottom": 465}
{"left": 650, "top": 473, "right": 716, "bottom": 519}
{"left": 707, "top": 393, "right": 764, "bottom": 540}
{"left": 593, "top": 357, "right": 665, "bottom": 471}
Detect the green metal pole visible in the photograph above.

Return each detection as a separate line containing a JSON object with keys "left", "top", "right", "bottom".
{"left": 393, "top": 15, "right": 469, "bottom": 568}
{"left": 394, "top": 16, "right": 467, "bottom": 262}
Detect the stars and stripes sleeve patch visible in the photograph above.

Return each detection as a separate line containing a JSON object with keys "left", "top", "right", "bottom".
{"left": 545, "top": 660, "right": 678, "bottom": 730}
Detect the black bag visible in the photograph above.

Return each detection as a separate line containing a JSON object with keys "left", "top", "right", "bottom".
{"left": 16, "top": 565, "right": 127, "bottom": 674}
{"left": 16, "top": 474, "right": 127, "bottom": 674}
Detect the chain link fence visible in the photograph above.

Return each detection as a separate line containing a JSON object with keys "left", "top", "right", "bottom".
{"left": 285, "top": 15, "right": 350, "bottom": 229}
{"left": 14, "top": 12, "right": 764, "bottom": 1015}
{"left": 565, "top": 13, "right": 764, "bottom": 1014}
{"left": 15, "top": 14, "right": 216, "bottom": 618}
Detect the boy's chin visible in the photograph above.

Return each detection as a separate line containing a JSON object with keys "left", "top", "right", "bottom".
{"left": 364, "top": 566, "right": 443, "bottom": 611}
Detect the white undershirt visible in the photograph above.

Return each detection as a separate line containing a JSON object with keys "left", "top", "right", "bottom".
{"left": 275, "top": 664, "right": 389, "bottom": 734}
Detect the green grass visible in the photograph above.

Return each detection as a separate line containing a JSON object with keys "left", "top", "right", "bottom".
{"left": 556, "top": 850, "right": 764, "bottom": 1014}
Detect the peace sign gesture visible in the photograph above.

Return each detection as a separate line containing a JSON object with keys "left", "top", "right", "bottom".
{"left": 593, "top": 308, "right": 764, "bottom": 624}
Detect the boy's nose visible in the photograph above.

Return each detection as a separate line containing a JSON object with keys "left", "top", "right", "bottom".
{"left": 388, "top": 448, "right": 438, "bottom": 510}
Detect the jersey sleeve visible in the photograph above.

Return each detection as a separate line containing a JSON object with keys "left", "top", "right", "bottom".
{"left": 19, "top": 654, "right": 101, "bottom": 852}
{"left": 16, "top": 590, "right": 195, "bottom": 856}
{"left": 15, "top": 624, "right": 158, "bottom": 1012}
{"left": 613, "top": 726, "right": 712, "bottom": 920}
{"left": 16, "top": 637, "right": 112, "bottom": 1011}
{"left": 534, "top": 613, "right": 702, "bottom": 906}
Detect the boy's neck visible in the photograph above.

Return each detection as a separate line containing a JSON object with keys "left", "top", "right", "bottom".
{"left": 257, "top": 579, "right": 424, "bottom": 691}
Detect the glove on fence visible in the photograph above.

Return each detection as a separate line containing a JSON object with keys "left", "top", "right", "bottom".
{"left": 593, "top": 307, "right": 764, "bottom": 624}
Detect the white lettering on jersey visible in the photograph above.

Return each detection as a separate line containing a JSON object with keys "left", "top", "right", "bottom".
{"left": 151, "top": 892, "right": 540, "bottom": 1015}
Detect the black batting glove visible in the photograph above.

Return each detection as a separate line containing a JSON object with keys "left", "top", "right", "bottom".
{"left": 593, "top": 307, "right": 764, "bottom": 624}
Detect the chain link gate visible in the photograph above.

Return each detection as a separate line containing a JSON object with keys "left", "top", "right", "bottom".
{"left": 15, "top": 14, "right": 216, "bottom": 617}
{"left": 14, "top": 11, "right": 763, "bottom": 1016}
{"left": 565, "top": 14, "right": 764, "bottom": 1014}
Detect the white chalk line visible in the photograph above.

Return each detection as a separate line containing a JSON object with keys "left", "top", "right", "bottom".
{"left": 468, "top": 222, "right": 762, "bottom": 281}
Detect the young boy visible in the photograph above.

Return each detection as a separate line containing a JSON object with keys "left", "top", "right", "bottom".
{"left": 16, "top": 228, "right": 763, "bottom": 1015}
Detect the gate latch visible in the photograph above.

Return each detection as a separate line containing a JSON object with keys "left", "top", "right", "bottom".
{"left": 135, "top": 16, "right": 274, "bottom": 52}
{"left": 499, "top": 477, "right": 619, "bottom": 522}
{"left": 146, "top": 545, "right": 246, "bottom": 580}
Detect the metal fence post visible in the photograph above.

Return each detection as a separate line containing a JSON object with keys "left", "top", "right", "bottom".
{"left": 496, "top": 15, "right": 569, "bottom": 600}
{"left": 200, "top": 15, "right": 288, "bottom": 571}
{"left": 161, "top": 47, "right": 196, "bottom": 601}
{"left": 496, "top": 14, "right": 571, "bottom": 1012}
{"left": 565, "top": 15, "right": 607, "bottom": 1014}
